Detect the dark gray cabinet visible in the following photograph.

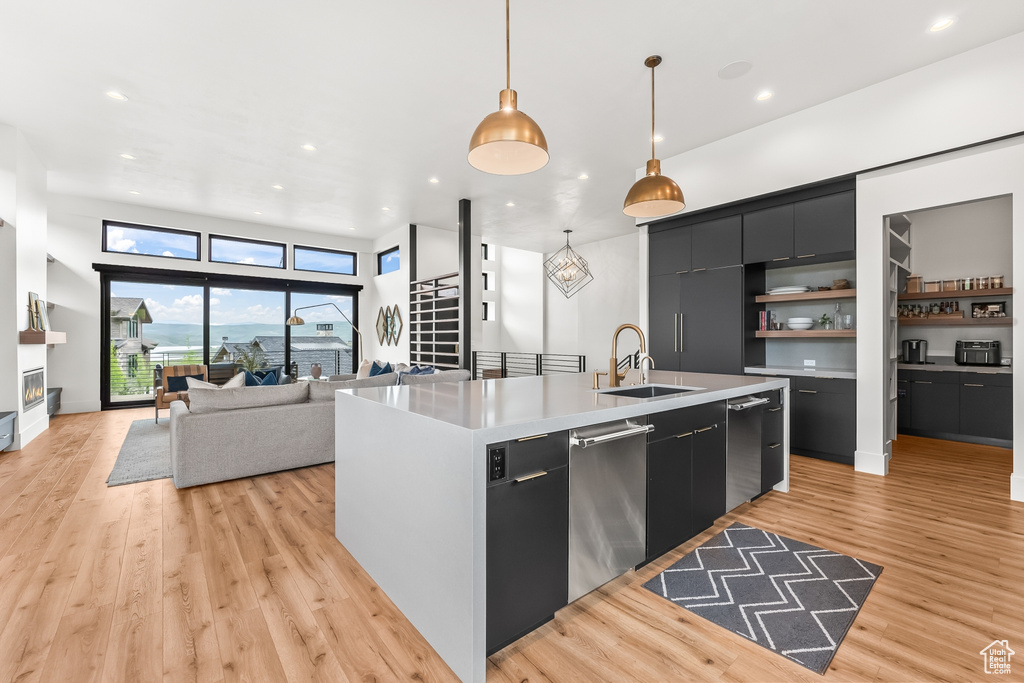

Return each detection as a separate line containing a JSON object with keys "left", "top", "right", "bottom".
{"left": 742, "top": 191, "right": 855, "bottom": 264}
{"left": 960, "top": 372, "right": 1012, "bottom": 442}
{"left": 790, "top": 377, "right": 856, "bottom": 465}
{"left": 743, "top": 204, "right": 793, "bottom": 264}
{"left": 650, "top": 216, "right": 741, "bottom": 276}
{"left": 486, "top": 432, "right": 569, "bottom": 655}
{"left": 691, "top": 418, "right": 727, "bottom": 534}
{"left": 761, "top": 390, "right": 784, "bottom": 493}
{"left": 0, "top": 412, "right": 14, "bottom": 452}
{"left": 908, "top": 373, "right": 959, "bottom": 435}
{"left": 794, "top": 192, "right": 855, "bottom": 258}
{"left": 649, "top": 266, "right": 744, "bottom": 375}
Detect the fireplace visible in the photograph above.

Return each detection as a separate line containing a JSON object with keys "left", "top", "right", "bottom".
{"left": 23, "top": 368, "right": 44, "bottom": 411}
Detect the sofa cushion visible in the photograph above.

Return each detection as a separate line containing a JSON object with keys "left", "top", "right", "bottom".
{"left": 400, "top": 369, "right": 471, "bottom": 385}
{"left": 186, "top": 373, "right": 245, "bottom": 390}
{"left": 167, "top": 373, "right": 205, "bottom": 392}
{"left": 187, "top": 381, "right": 310, "bottom": 413}
{"left": 327, "top": 373, "right": 357, "bottom": 382}
{"left": 369, "top": 361, "right": 393, "bottom": 377}
{"left": 308, "top": 372, "right": 400, "bottom": 401}
{"left": 244, "top": 370, "right": 279, "bottom": 386}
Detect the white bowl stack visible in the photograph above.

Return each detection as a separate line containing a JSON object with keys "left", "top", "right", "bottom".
{"left": 786, "top": 317, "right": 813, "bottom": 330}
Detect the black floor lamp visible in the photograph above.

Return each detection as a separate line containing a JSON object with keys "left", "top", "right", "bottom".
{"left": 286, "top": 302, "right": 364, "bottom": 363}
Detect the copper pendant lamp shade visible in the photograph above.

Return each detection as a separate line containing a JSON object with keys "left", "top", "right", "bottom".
{"left": 468, "top": 0, "right": 549, "bottom": 175}
{"left": 623, "top": 56, "right": 685, "bottom": 218}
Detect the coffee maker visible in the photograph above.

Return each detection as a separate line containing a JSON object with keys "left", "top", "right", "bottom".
{"left": 902, "top": 339, "right": 928, "bottom": 364}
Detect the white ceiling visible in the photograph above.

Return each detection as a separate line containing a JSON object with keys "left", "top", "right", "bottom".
{"left": 3, "top": 1, "right": 1024, "bottom": 253}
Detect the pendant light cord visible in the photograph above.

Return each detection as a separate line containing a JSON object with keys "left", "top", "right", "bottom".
{"left": 505, "top": 0, "right": 511, "bottom": 90}
{"left": 650, "top": 63, "right": 656, "bottom": 160}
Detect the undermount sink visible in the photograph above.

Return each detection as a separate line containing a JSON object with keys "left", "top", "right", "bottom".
{"left": 599, "top": 384, "right": 702, "bottom": 399}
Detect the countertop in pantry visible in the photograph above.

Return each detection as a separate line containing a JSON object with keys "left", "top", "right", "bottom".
{"left": 897, "top": 356, "right": 1013, "bottom": 374}
{"left": 745, "top": 365, "right": 857, "bottom": 380}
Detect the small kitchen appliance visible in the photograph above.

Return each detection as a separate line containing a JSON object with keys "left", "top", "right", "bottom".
{"left": 902, "top": 339, "right": 929, "bottom": 364}
{"left": 955, "top": 340, "right": 1001, "bottom": 366}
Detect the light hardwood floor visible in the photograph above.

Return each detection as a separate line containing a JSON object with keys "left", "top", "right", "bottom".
{"left": 0, "top": 408, "right": 1021, "bottom": 682}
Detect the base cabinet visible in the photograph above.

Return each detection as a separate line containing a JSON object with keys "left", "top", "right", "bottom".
{"left": 486, "top": 433, "right": 569, "bottom": 655}
{"left": 790, "top": 377, "right": 856, "bottom": 465}
{"left": 898, "top": 370, "right": 1012, "bottom": 446}
{"left": 761, "top": 390, "right": 785, "bottom": 493}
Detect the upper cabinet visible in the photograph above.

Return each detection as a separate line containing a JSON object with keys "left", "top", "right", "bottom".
{"left": 742, "top": 190, "right": 855, "bottom": 265}
{"left": 649, "top": 216, "right": 741, "bottom": 275}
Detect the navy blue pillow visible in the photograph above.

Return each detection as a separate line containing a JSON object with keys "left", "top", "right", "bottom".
{"left": 369, "top": 362, "right": 392, "bottom": 377}
{"left": 244, "top": 370, "right": 279, "bottom": 386}
{"left": 166, "top": 374, "right": 204, "bottom": 392}
{"left": 409, "top": 365, "right": 434, "bottom": 375}
{"left": 253, "top": 366, "right": 282, "bottom": 381}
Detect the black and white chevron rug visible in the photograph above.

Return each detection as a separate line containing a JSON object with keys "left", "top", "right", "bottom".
{"left": 643, "top": 523, "right": 882, "bottom": 675}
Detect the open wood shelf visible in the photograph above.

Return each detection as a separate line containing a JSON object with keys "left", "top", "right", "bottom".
{"left": 755, "top": 329, "right": 857, "bottom": 338}
{"left": 898, "top": 287, "right": 1013, "bottom": 301}
{"left": 19, "top": 330, "right": 66, "bottom": 345}
{"left": 898, "top": 317, "right": 1012, "bottom": 327}
{"left": 756, "top": 288, "right": 857, "bottom": 303}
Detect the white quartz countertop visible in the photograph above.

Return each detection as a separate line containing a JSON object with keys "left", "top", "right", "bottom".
{"left": 339, "top": 369, "right": 789, "bottom": 436}
{"left": 897, "top": 356, "right": 1013, "bottom": 374}
{"left": 745, "top": 365, "right": 857, "bottom": 380}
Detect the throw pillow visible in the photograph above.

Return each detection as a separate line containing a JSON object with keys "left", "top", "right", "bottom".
{"left": 253, "top": 366, "right": 283, "bottom": 381}
{"left": 244, "top": 370, "right": 279, "bottom": 387}
{"left": 410, "top": 365, "right": 435, "bottom": 375}
{"left": 185, "top": 372, "right": 245, "bottom": 391}
{"left": 368, "top": 361, "right": 392, "bottom": 377}
{"left": 166, "top": 373, "right": 205, "bottom": 392}
{"left": 356, "top": 358, "right": 373, "bottom": 379}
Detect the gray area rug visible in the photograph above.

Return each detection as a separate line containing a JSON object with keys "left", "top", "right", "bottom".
{"left": 643, "top": 523, "right": 882, "bottom": 675}
{"left": 106, "top": 419, "right": 172, "bottom": 486}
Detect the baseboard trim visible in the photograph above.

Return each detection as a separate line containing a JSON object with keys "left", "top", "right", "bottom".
{"left": 57, "top": 400, "right": 102, "bottom": 414}
{"left": 855, "top": 448, "right": 890, "bottom": 476}
{"left": 12, "top": 412, "right": 50, "bottom": 451}
{"left": 1011, "top": 473, "right": 1024, "bottom": 503}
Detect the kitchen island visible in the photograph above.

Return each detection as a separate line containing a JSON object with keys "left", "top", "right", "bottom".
{"left": 334, "top": 369, "right": 789, "bottom": 682}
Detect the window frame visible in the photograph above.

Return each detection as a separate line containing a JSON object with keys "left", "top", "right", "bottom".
{"left": 293, "top": 244, "right": 358, "bottom": 276}
{"left": 377, "top": 245, "right": 401, "bottom": 275}
{"left": 208, "top": 234, "right": 287, "bottom": 270}
{"left": 101, "top": 220, "right": 201, "bottom": 261}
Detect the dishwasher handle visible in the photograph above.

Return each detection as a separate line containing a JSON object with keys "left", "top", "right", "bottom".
{"left": 570, "top": 423, "right": 655, "bottom": 449}
{"left": 728, "top": 396, "right": 771, "bottom": 411}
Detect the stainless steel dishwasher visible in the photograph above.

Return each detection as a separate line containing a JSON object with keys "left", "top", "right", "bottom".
{"left": 726, "top": 394, "right": 770, "bottom": 511}
{"left": 568, "top": 418, "right": 653, "bottom": 603}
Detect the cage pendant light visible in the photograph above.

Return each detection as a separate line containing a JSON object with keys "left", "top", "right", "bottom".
{"left": 468, "top": 0, "right": 549, "bottom": 175}
{"left": 623, "top": 55, "right": 685, "bottom": 218}
{"left": 544, "top": 230, "right": 594, "bottom": 298}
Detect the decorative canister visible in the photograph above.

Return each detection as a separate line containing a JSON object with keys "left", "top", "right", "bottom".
{"left": 310, "top": 363, "right": 322, "bottom": 379}
{"left": 907, "top": 275, "right": 924, "bottom": 293}
{"left": 942, "top": 279, "right": 958, "bottom": 291}
{"left": 960, "top": 277, "right": 972, "bottom": 290}
{"left": 977, "top": 276, "right": 990, "bottom": 290}
{"left": 924, "top": 280, "right": 941, "bottom": 292}
{"left": 991, "top": 275, "right": 1005, "bottom": 289}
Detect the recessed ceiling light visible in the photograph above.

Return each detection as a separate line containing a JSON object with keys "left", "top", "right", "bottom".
{"left": 382, "top": 207, "right": 390, "bottom": 211}
{"left": 301, "top": 144, "right": 317, "bottom": 152}
{"left": 429, "top": 177, "right": 440, "bottom": 184}
{"left": 128, "top": 190, "right": 141, "bottom": 195}
{"left": 106, "top": 90, "right": 128, "bottom": 101}
{"left": 348, "top": 227, "right": 357, "bottom": 231}
{"left": 253, "top": 211, "right": 262, "bottom": 215}
{"left": 120, "top": 153, "right": 136, "bottom": 160}
{"left": 577, "top": 174, "right": 589, "bottom": 180}
{"left": 272, "top": 184, "right": 284, "bottom": 190}
{"left": 506, "top": 201, "right": 515, "bottom": 207}
{"left": 718, "top": 60, "right": 753, "bottom": 80}
{"left": 756, "top": 90, "right": 773, "bottom": 101}
{"left": 930, "top": 17, "right": 956, "bottom": 32}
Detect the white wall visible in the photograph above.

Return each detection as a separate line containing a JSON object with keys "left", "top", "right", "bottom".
{"left": 856, "top": 137, "right": 1024, "bottom": 498}
{"left": 47, "top": 194, "right": 373, "bottom": 413}
{"left": 363, "top": 226, "right": 409, "bottom": 366}
{"left": 498, "top": 247, "right": 544, "bottom": 353}
{"left": 898, "top": 196, "right": 1013, "bottom": 358}
{"left": 0, "top": 125, "right": 49, "bottom": 449}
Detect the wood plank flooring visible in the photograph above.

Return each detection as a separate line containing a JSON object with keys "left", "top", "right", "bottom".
{"left": 0, "top": 408, "right": 1021, "bottom": 682}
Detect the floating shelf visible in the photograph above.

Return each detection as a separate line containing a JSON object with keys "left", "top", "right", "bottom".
{"left": 756, "top": 288, "right": 857, "bottom": 303}
{"left": 898, "top": 317, "right": 1012, "bottom": 327}
{"left": 898, "top": 287, "right": 1013, "bottom": 301}
{"left": 19, "top": 330, "right": 66, "bottom": 345}
{"left": 755, "top": 330, "right": 857, "bottom": 338}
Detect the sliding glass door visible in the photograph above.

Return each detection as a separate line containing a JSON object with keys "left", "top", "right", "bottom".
{"left": 209, "top": 288, "right": 286, "bottom": 374}
{"left": 108, "top": 280, "right": 205, "bottom": 403}
{"left": 288, "top": 292, "right": 356, "bottom": 378}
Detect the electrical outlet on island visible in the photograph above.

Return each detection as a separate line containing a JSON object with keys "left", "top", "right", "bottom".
{"left": 804, "top": 359, "right": 816, "bottom": 367}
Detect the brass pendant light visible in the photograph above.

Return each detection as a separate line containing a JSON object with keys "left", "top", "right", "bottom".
{"left": 623, "top": 56, "right": 685, "bottom": 218}
{"left": 468, "top": 0, "right": 549, "bottom": 175}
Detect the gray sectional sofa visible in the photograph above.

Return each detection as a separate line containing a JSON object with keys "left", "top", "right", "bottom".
{"left": 168, "top": 369, "right": 471, "bottom": 488}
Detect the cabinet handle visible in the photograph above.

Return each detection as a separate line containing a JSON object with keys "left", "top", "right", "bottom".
{"left": 675, "top": 431, "right": 693, "bottom": 439}
{"left": 963, "top": 383, "right": 984, "bottom": 387}
{"left": 768, "top": 443, "right": 781, "bottom": 449}
{"left": 772, "top": 257, "right": 790, "bottom": 262}
{"left": 679, "top": 315, "right": 684, "bottom": 352}
{"left": 673, "top": 313, "right": 678, "bottom": 352}
{"left": 798, "top": 389, "right": 817, "bottom": 394}
{"left": 514, "top": 471, "right": 548, "bottom": 483}
{"left": 0, "top": 434, "right": 9, "bottom": 439}
{"left": 695, "top": 425, "right": 716, "bottom": 433}
{"left": 913, "top": 381, "right": 932, "bottom": 384}
{"left": 692, "top": 267, "right": 707, "bottom": 272}
{"left": 676, "top": 270, "right": 689, "bottom": 274}
{"left": 516, "top": 433, "right": 548, "bottom": 442}
{"left": 768, "top": 407, "right": 782, "bottom": 412}
{"left": 796, "top": 253, "right": 816, "bottom": 259}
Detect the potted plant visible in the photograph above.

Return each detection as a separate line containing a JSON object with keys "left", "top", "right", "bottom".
{"left": 818, "top": 313, "right": 833, "bottom": 330}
